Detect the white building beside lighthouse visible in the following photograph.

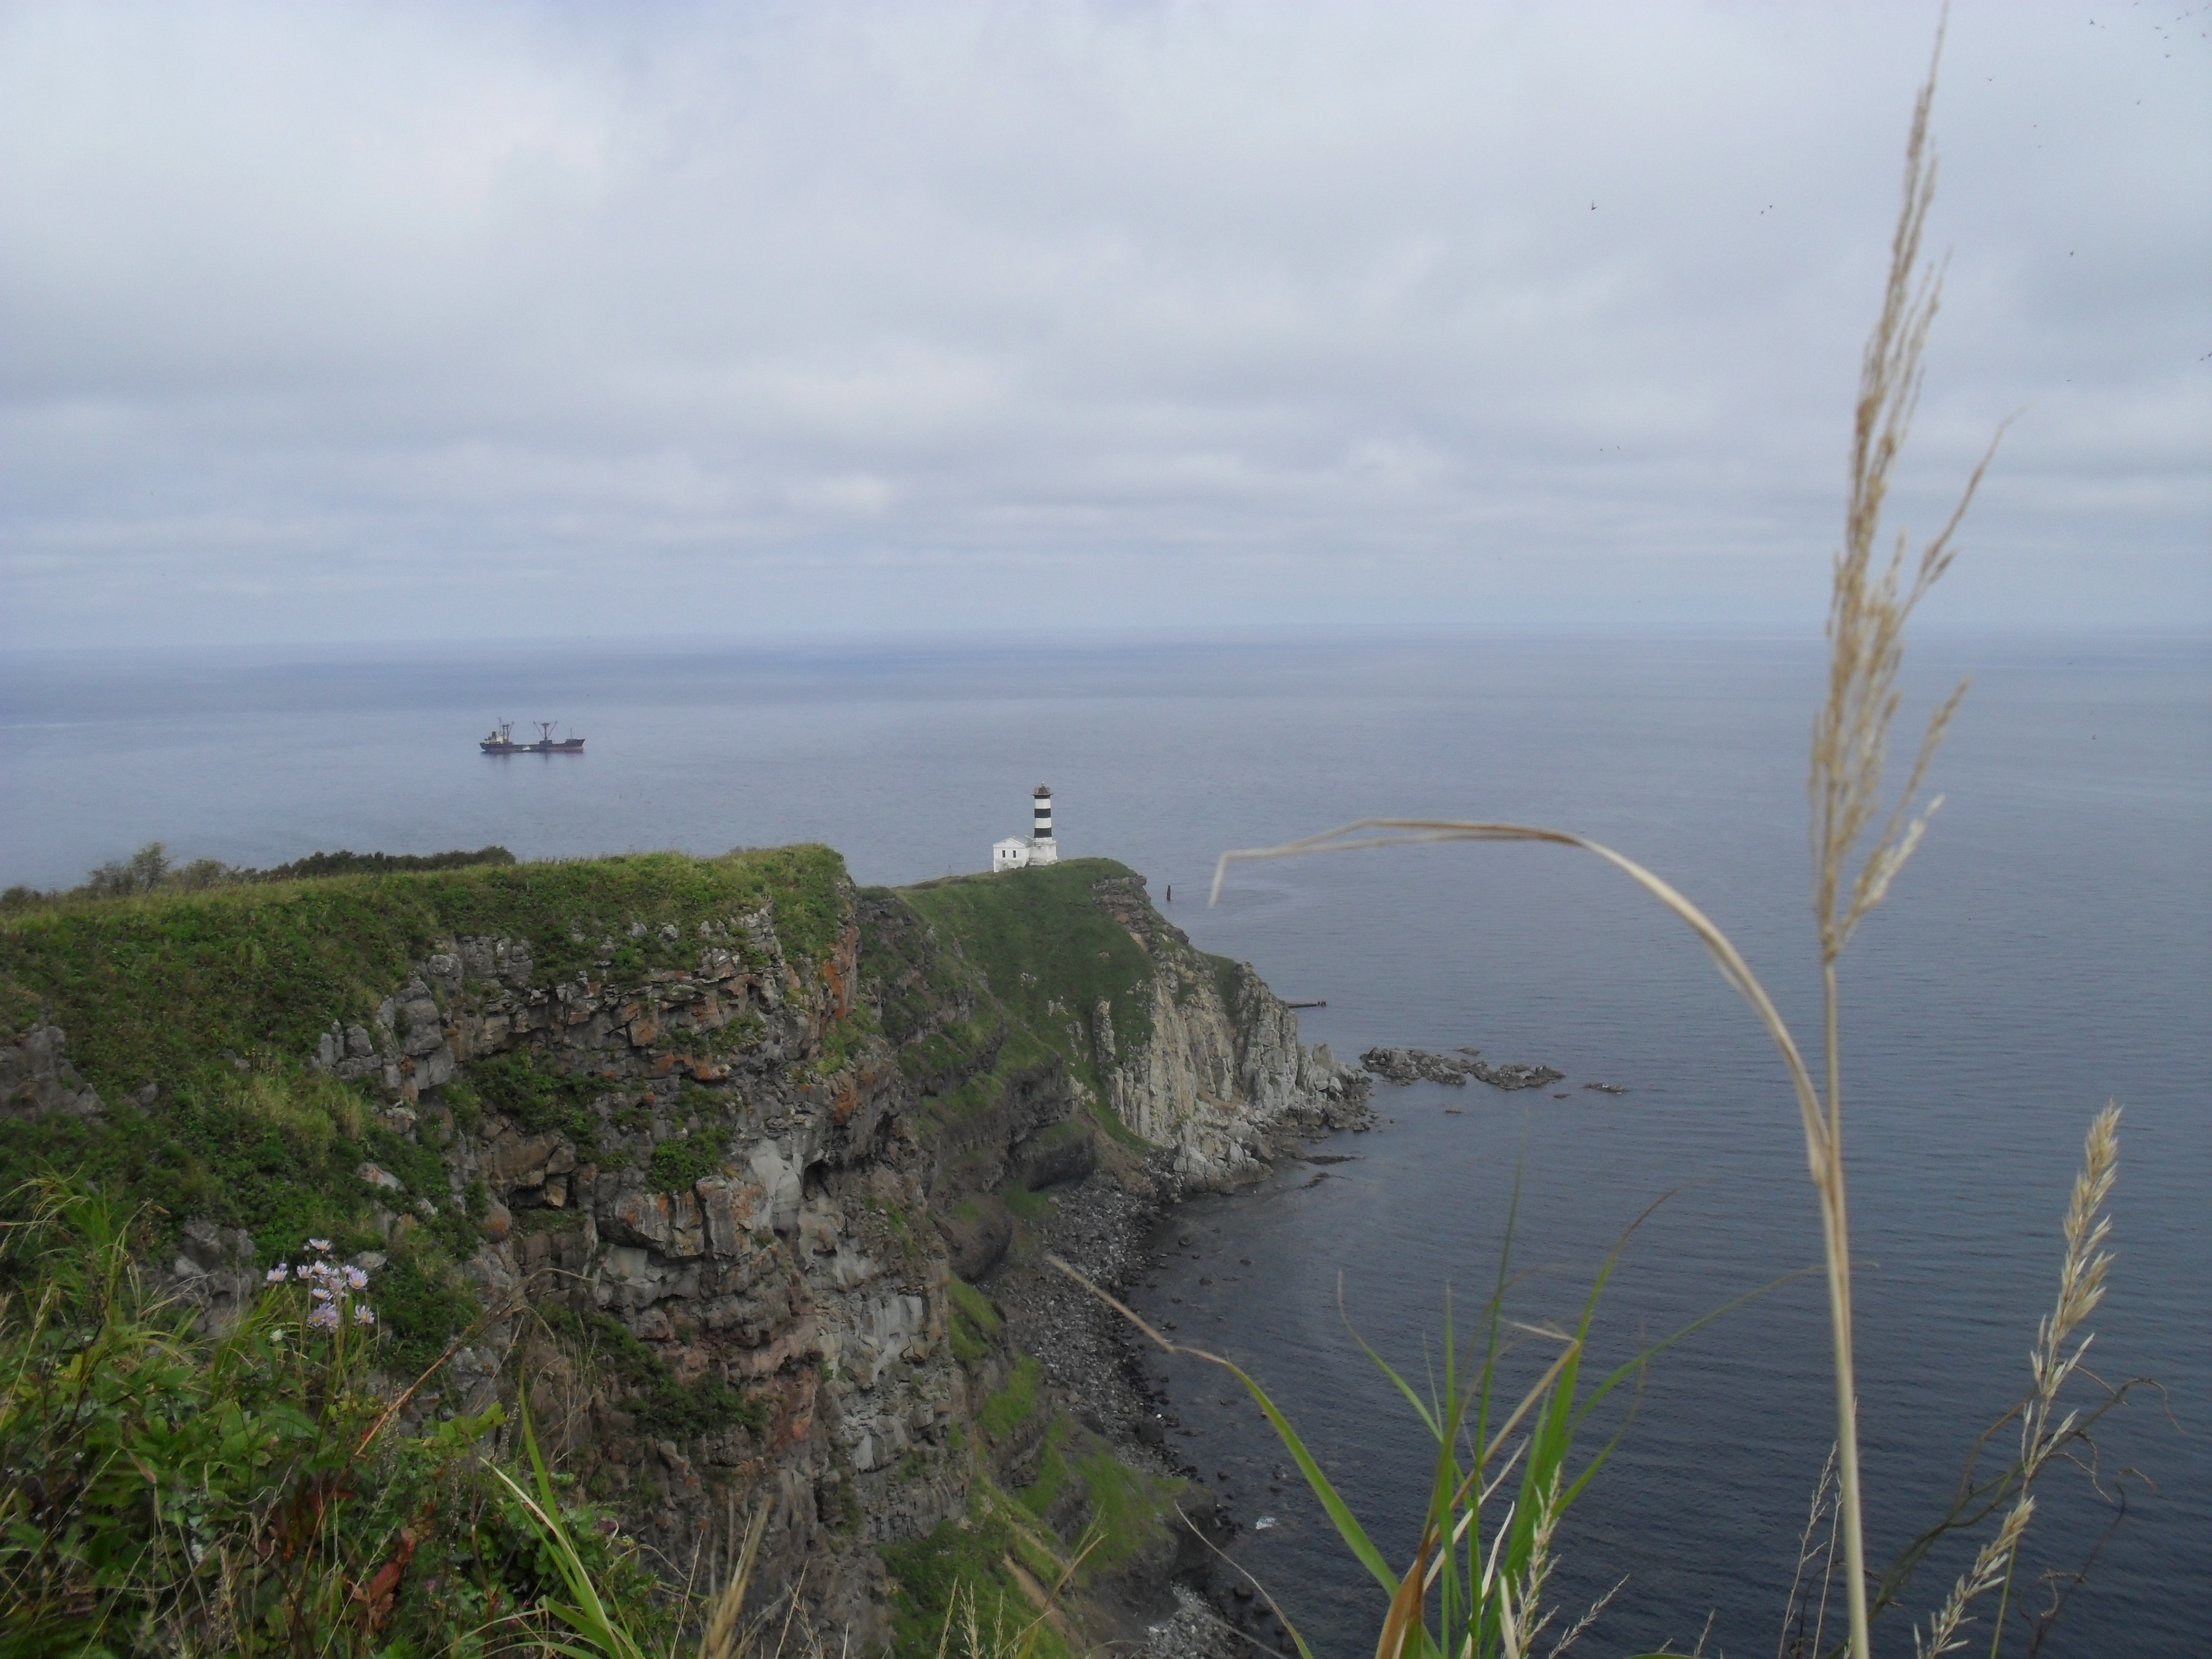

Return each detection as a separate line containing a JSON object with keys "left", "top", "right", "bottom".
{"left": 991, "top": 784, "right": 1061, "bottom": 872}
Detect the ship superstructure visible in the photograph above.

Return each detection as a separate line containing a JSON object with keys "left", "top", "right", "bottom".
{"left": 479, "top": 719, "right": 586, "bottom": 754}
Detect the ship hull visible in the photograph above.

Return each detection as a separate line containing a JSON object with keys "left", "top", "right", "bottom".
{"left": 480, "top": 721, "right": 583, "bottom": 753}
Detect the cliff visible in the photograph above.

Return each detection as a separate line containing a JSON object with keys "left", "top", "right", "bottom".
{"left": 0, "top": 849, "right": 1365, "bottom": 1652}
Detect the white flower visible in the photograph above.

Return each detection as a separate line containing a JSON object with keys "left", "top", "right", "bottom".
{"left": 310, "top": 1285, "right": 332, "bottom": 1300}
{"left": 353, "top": 1305, "right": 376, "bottom": 1326}
{"left": 307, "top": 1238, "right": 332, "bottom": 1253}
{"left": 343, "top": 1265, "right": 368, "bottom": 1290}
{"left": 265, "top": 1264, "right": 289, "bottom": 1283}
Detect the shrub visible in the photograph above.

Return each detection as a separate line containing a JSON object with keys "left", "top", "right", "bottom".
{"left": 0, "top": 1183, "right": 661, "bottom": 1657}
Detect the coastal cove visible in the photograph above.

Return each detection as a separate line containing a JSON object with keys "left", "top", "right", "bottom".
{"left": 2, "top": 632, "right": 2206, "bottom": 1654}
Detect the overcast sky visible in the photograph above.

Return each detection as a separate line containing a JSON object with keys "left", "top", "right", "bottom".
{"left": 3, "top": 1, "right": 2206, "bottom": 649}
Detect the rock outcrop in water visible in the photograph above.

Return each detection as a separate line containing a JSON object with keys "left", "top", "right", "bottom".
{"left": 1360, "top": 1045, "right": 1564, "bottom": 1092}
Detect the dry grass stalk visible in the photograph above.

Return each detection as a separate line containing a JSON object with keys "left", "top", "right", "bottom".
{"left": 1776, "top": 1444, "right": 1840, "bottom": 1659}
{"left": 1544, "top": 1573, "right": 1626, "bottom": 1659}
{"left": 1208, "top": 32, "right": 2008, "bottom": 1659}
{"left": 1500, "top": 1464, "right": 1563, "bottom": 1659}
{"left": 1915, "top": 1498, "right": 2035, "bottom": 1658}
{"left": 1911, "top": 1102, "right": 2120, "bottom": 1658}
{"left": 697, "top": 1499, "right": 773, "bottom": 1659}
{"left": 1807, "top": 22, "right": 2008, "bottom": 1647}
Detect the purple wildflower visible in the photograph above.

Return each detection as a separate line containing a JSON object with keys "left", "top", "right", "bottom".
{"left": 307, "top": 1238, "right": 332, "bottom": 1253}
{"left": 310, "top": 1285, "right": 332, "bottom": 1300}
{"left": 353, "top": 1305, "right": 376, "bottom": 1326}
{"left": 307, "top": 1301, "right": 340, "bottom": 1331}
{"left": 265, "top": 1264, "right": 289, "bottom": 1283}
{"left": 343, "top": 1265, "right": 368, "bottom": 1290}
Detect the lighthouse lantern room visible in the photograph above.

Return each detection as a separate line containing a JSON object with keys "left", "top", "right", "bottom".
{"left": 991, "top": 783, "right": 1060, "bottom": 872}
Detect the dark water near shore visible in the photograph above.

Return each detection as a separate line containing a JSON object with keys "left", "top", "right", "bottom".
{"left": 3, "top": 632, "right": 2206, "bottom": 1654}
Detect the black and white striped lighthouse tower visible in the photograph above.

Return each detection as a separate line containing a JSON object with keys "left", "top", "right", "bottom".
{"left": 1029, "top": 784, "right": 1059, "bottom": 864}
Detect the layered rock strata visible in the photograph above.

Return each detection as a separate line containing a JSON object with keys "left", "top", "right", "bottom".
{"left": 1091, "top": 875, "right": 1370, "bottom": 1189}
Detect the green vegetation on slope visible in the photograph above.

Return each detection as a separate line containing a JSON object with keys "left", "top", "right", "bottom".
{"left": 0, "top": 1187, "right": 670, "bottom": 1658}
{"left": 946, "top": 1275, "right": 1001, "bottom": 1362}
{"left": 882, "top": 1499, "right": 1074, "bottom": 1659}
{"left": 895, "top": 859, "right": 1156, "bottom": 1097}
{"left": 0, "top": 846, "right": 851, "bottom": 1362}
{"left": 0, "top": 845, "right": 847, "bottom": 1097}
{"left": 1016, "top": 1414, "right": 1187, "bottom": 1577}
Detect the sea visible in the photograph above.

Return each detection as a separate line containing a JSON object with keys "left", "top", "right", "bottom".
{"left": 2, "top": 632, "right": 2205, "bottom": 1656}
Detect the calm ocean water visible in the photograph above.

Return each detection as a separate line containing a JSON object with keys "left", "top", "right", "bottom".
{"left": 2, "top": 632, "right": 2205, "bottom": 1653}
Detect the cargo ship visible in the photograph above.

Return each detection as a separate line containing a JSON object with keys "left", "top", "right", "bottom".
{"left": 480, "top": 720, "right": 586, "bottom": 754}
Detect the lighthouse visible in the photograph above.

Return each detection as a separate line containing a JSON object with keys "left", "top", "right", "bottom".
{"left": 990, "top": 783, "right": 1061, "bottom": 872}
{"left": 1029, "top": 784, "right": 1058, "bottom": 864}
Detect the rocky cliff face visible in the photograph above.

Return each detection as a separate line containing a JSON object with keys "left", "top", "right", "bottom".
{"left": 6, "top": 852, "right": 1364, "bottom": 1649}
{"left": 1086, "top": 873, "right": 1368, "bottom": 1191}
{"left": 290, "top": 895, "right": 977, "bottom": 1641}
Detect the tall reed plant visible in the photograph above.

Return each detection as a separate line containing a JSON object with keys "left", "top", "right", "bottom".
{"left": 1192, "top": 32, "right": 2129, "bottom": 1659}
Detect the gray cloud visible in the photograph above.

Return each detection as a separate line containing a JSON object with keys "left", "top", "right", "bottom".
{"left": 3, "top": 0, "right": 2206, "bottom": 646}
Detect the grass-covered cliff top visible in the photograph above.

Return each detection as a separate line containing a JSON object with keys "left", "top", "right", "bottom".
{"left": 0, "top": 846, "right": 1198, "bottom": 1327}
{"left": 895, "top": 858, "right": 1163, "bottom": 1097}
{"left": 1, "top": 844, "right": 849, "bottom": 1096}
{"left": 0, "top": 847, "right": 852, "bottom": 1358}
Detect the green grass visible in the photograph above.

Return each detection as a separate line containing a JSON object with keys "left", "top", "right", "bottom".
{"left": 914, "top": 1028, "right": 1058, "bottom": 1127}
{"left": 0, "top": 846, "right": 850, "bottom": 1375}
{"left": 897, "top": 859, "right": 1157, "bottom": 1095}
{"left": 1021, "top": 1415, "right": 1187, "bottom": 1577}
{"left": 810, "top": 1002, "right": 880, "bottom": 1078}
{"left": 1067, "top": 1438, "right": 1185, "bottom": 1574}
{"left": 882, "top": 1500, "right": 1076, "bottom": 1659}
{"left": 0, "top": 1185, "right": 669, "bottom": 1658}
{"left": 472, "top": 1048, "right": 603, "bottom": 1145}
{"left": 977, "top": 1353, "right": 1045, "bottom": 1441}
{"left": 1003, "top": 1184, "right": 1055, "bottom": 1222}
{"left": 1208, "top": 951, "right": 1246, "bottom": 1019}
{"left": 948, "top": 1276, "right": 1001, "bottom": 1363}
{"left": 645, "top": 1133, "right": 727, "bottom": 1192}
{"left": 0, "top": 845, "right": 849, "bottom": 1103}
